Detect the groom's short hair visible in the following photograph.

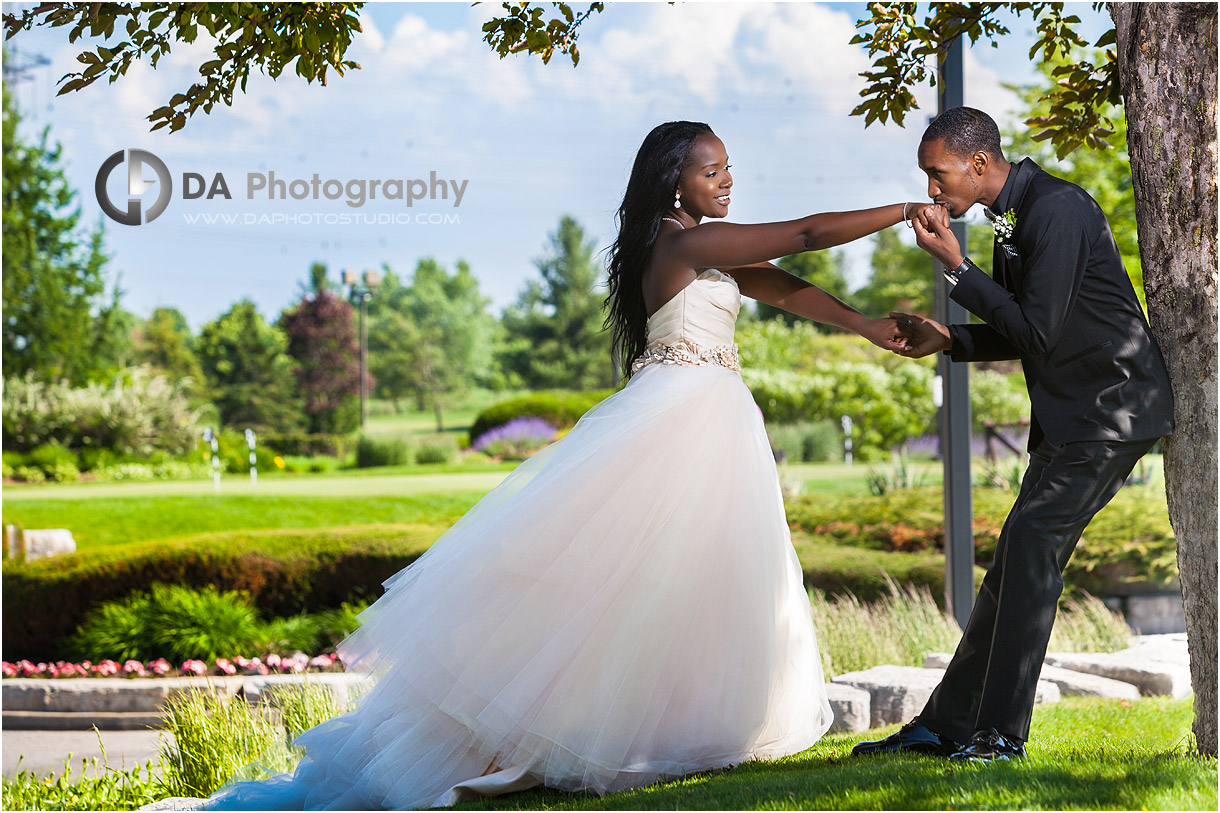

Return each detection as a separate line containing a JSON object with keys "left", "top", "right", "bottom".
{"left": 922, "top": 107, "right": 1003, "bottom": 160}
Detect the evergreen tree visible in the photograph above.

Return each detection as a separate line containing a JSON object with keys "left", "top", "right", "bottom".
{"left": 500, "top": 216, "right": 613, "bottom": 389}
{"left": 2, "top": 82, "right": 124, "bottom": 384}
{"left": 196, "top": 300, "right": 303, "bottom": 432}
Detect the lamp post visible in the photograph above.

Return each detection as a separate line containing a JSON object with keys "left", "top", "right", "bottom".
{"left": 343, "top": 268, "right": 382, "bottom": 429}
{"left": 936, "top": 33, "right": 976, "bottom": 630}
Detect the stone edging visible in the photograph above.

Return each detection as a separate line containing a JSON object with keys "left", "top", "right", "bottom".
{"left": 3, "top": 635, "right": 1190, "bottom": 735}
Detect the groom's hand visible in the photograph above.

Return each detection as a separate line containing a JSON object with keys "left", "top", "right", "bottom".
{"left": 889, "top": 311, "right": 952, "bottom": 359}
{"left": 910, "top": 204, "right": 963, "bottom": 270}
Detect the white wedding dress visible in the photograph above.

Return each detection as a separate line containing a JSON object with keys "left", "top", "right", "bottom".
{"left": 204, "top": 268, "right": 833, "bottom": 810}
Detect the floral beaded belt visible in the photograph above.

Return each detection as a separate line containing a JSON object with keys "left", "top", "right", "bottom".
{"left": 630, "top": 341, "right": 741, "bottom": 374}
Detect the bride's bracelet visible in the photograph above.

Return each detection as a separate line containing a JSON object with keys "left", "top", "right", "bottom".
{"left": 902, "top": 202, "right": 913, "bottom": 228}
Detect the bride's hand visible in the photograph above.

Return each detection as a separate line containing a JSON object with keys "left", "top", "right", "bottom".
{"left": 861, "top": 316, "right": 910, "bottom": 352}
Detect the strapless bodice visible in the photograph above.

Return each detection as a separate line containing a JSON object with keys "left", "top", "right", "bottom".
{"left": 632, "top": 269, "right": 742, "bottom": 374}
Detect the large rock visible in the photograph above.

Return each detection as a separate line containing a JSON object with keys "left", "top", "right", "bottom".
{"left": 831, "top": 666, "right": 945, "bottom": 728}
{"left": 1036, "top": 665, "right": 1140, "bottom": 699}
{"left": 1044, "top": 651, "right": 1192, "bottom": 698}
{"left": 825, "top": 682, "right": 870, "bottom": 733}
{"left": 17, "top": 528, "right": 76, "bottom": 561}
{"left": 2, "top": 676, "right": 244, "bottom": 713}
{"left": 1123, "top": 633, "right": 1191, "bottom": 668}
{"left": 924, "top": 653, "right": 1139, "bottom": 699}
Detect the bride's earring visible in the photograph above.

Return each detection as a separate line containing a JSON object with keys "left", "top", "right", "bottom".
{"left": 674, "top": 191, "right": 682, "bottom": 210}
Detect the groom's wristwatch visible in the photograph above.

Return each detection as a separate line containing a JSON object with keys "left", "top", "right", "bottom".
{"left": 943, "top": 257, "right": 974, "bottom": 287}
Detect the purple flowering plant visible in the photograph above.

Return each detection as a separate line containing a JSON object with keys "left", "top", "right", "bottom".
{"left": 472, "top": 417, "right": 557, "bottom": 460}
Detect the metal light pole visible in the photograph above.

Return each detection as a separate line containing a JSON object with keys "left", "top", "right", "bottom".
{"left": 343, "top": 269, "right": 382, "bottom": 429}
{"left": 936, "top": 34, "right": 976, "bottom": 629}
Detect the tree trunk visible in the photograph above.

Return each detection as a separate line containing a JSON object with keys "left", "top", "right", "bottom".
{"left": 1111, "top": 1, "right": 1217, "bottom": 757}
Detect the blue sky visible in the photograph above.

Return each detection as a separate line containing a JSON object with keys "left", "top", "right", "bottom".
{"left": 4, "top": 2, "right": 1112, "bottom": 329}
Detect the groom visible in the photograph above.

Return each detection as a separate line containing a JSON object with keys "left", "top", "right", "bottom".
{"left": 853, "top": 106, "right": 1174, "bottom": 761}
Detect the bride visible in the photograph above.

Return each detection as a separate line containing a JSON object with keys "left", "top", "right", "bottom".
{"left": 205, "top": 121, "right": 918, "bottom": 810}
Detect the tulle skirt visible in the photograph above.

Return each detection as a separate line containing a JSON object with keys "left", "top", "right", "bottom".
{"left": 204, "top": 362, "right": 833, "bottom": 810}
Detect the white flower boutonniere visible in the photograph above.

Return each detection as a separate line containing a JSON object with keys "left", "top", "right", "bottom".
{"left": 992, "top": 209, "right": 1017, "bottom": 243}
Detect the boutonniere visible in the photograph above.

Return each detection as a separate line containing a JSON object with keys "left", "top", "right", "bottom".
{"left": 989, "top": 208, "right": 1017, "bottom": 243}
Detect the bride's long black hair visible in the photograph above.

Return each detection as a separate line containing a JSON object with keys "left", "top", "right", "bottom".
{"left": 604, "top": 121, "right": 713, "bottom": 379}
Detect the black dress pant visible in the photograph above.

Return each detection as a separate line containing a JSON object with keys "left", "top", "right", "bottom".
{"left": 917, "top": 435, "right": 1157, "bottom": 743}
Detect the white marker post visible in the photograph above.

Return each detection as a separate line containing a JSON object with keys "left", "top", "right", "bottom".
{"left": 245, "top": 428, "right": 257, "bottom": 484}
{"left": 203, "top": 428, "right": 221, "bottom": 492}
{"left": 841, "top": 415, "right": 853, "bottom": 466}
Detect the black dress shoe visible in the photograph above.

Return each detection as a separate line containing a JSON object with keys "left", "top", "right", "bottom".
{"left": 850, "top": 719, "right": 962, "bottom": 757}
{"left": 949, "top": 728, "right": 1027, "bottom": 762}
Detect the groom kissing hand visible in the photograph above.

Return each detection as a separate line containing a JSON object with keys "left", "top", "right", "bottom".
{"left": 853, "top": 106, "right": 1175, "bottom": 764}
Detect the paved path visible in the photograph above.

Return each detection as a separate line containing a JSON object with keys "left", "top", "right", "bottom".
{"left": 3, "top": 728, "right": 166, "bottom": 780}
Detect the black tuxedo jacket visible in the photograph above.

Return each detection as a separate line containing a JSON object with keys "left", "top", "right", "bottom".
{"left": 946, "top": 157, "right": 1174, "bottom": 450}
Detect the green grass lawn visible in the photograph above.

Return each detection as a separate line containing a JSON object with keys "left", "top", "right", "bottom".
{"left": 449, "top": 697, "right": 1214, "bottom": 811}
{"left": 1, "top": 492, "right": 487, "bottom": 549}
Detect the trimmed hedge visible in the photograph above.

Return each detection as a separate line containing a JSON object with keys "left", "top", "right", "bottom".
{"left": 261, "top": 432, "right": 354, "bottom": 459}
{"left": 3, "top": 525, "right": 444, "bottom": 661}
{"left": 469, "top": 389, "right": 616, "bottom": 445}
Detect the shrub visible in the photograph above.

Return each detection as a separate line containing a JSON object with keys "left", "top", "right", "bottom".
{"left": 735, "top": 319, "right": 909, "bottom": 372}
{"left": 414, "top": 434, "right": 458, "bottom": 465}
{"left": 354, "top": 434, "right": 411, "bottom": 468}
{"left": 70, "top": 584, "right": 266, "bottom": 663}
{"left": 970, "top": 369, "right": 1030, "bottom": 432}
{"left": 472, "top": 417, "right": 557, "bottom": 460}
{"left": 26, "top": 443, "right": 80, "bottom": 482}
{"left": 469, "top": 389, "right": 614, "bottom": 445}
{"left": 311, "top": 600, "right": 369, "bottom": 648}
{"left": 92, "top": 461, "right": 212, "bottom": 482}
{"left": 257, "top": 614, "right": 325, "bottom": 656}
{"left": 208, "top": 428, "right": 278, "bottom": 475}
{"left": 260, "top": 432, "right": 353, "bottom": 459}
{"left": 768, "top": 421, "right": 840, "bottom": 463}
{"left": 76, "top": 447, "right": 121, "bottom": 472}
{"left": 3, "top": 450, "right": 27, "bottom": 473}
{"left": 743, "top": 363, "right": 936, "bottom": 460}
{"left": 281, "top": 455, "right": 341, "bottom": 474}
{"left": 787, "top": 485, "right": 1177, "bottom": 596}
{"left": 11, "top": 466, "right": 46, "bottom": 484}
{"left": 2, "top": 368, "right": 200, "bottom": 456}
{"left": 3, "top": 525, "right": 441, "bottom": 661}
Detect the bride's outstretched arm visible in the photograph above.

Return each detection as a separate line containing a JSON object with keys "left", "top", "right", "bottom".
{"left": 725, "top": 262, "right": 907, "bottom": 352}
{"left": 663, "top": 202, "right": 922, "bottom": 271}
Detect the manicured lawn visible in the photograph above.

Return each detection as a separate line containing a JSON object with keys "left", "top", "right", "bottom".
{"left": 1, "top": 470, "right": 512, "bottom": 502}
{"left": 450, "top": 697, "right": 1214, "bottom": 811}
{"left": 786, "top": 461, "right": 943, "bottom": 497}
{"left": 1, "top": 492, "right": 487, "bottom": 549}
